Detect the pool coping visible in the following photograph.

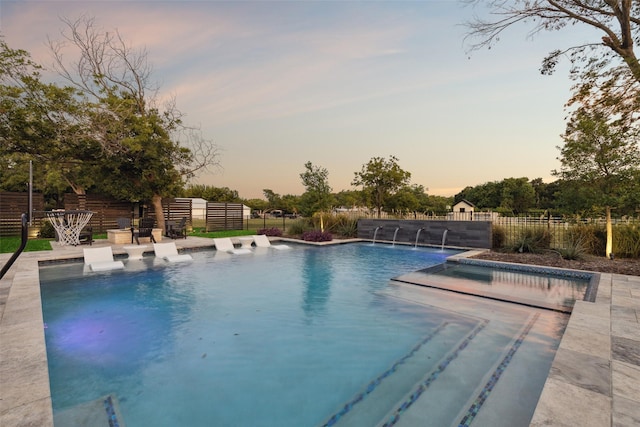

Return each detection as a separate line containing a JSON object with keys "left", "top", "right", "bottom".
{"left": 0, "top": 239, "right": 638, "bottom": 426}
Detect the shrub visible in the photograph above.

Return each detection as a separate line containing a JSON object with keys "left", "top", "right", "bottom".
{"left": 301, "top": 230, "right": 333, "bottom": 242}
{"left": 491, "top": 225, "right": 506, "bottom": 249}
{"left": 613, "top": 224, "right": 640, "bottom": 258}
{"left": 257, "top": 227, "right": 282, "bottom": 237}
{"left": 38, "top": 221, "right": 56, "bottom": 238}
{"left": 511, "top": 227, "right": 552, "bottom": 253}
{"left": 563, "top": 224, "right": 599, "bottom": 256}
{"left": 557, "top": 235, "right": 588, "bottom": 260}
{"left": 592, "top": 227, "right": 607, "bottom": 257}
{"left": 301, "top": 213, "right": 358, "bottom": 239}
{"left": 286, "top": 218, "right": 313, "bottom": 236}
{"left": 330, "top": 215, "right": 358, "bottom": 238}
{"left": 334, "top": 219, "right": 358, "bottom": 238}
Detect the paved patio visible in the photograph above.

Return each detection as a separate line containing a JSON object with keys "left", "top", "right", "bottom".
{"left": 0, "top": 238, "right": 638, "bottom": 426}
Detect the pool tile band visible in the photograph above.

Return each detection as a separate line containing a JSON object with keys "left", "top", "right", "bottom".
{"left": 457, "top": 312, "right": 541, "bottom": 427}
{"left": 322, "top": 321, "right": 450, "bottom": 427}
{"left": 456, "top": 258, "right": 594, "bottom": 280}
{"left": 104, "top": 395, "right": 121, "bottom": 427}
{"left": 380, "top": 320, "right": 489, "bottom": 427}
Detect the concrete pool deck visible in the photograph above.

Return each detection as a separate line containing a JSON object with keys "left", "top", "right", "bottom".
{"left": 0, "top": 238, "right": 638, "bottom": 426}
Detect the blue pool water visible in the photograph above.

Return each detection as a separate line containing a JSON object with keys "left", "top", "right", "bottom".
{"left": 394, "top": 262, "right": 592, "bottom": 312}
{"left": 39, "top": 243, "right": 568, "bottom": 426}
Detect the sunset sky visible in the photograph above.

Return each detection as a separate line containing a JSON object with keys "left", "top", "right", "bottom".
{"left": 1, "top": 1, "right": 601, "bottom": 199}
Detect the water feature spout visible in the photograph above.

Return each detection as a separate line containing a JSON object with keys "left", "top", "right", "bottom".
{"left": 372, "top": 226, "right": 383, "bottom": 245}
{"left": 414, "top": 228, "right": 424, "bottom": 248}
{"left": 392, "top": 227, "right": 400, "bottom": 246}
{"left": 441, "top": 229, "right": 449, "bottom": 251}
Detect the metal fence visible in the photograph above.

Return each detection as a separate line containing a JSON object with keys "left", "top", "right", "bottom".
{"left": 2, "top": 191, "right": 638, "bottom": 256}
{"left": 318, "top": 211, "right": 639, "bottom": 254}
{"left": 491, "top": 215, "right": 639, "bottom": 254}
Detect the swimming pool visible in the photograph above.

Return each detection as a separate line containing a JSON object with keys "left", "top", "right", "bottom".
{"left": 39, "top": 243, "right": 569, "bottom": 427}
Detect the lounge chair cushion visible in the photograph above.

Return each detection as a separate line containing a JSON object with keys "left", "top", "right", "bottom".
{"left": 83, "top": 247, "right": 125, "bottom": 271}
{"left": 213, "top": 238, "right": 252, "bottom": 255}
{"left": 153, "top": 242, "right": 193, "bottom": 262}
{"left": 90, "top": 261, "right": 125, "bottom": 272}
{"left": 253, "top": 234, "right": 290, "bottom": 250}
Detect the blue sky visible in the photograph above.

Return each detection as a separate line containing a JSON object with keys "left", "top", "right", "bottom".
{"left": 2, "top": 1, "right": 600, "bottom": 199}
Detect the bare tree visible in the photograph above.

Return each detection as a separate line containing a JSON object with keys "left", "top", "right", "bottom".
{"left": 48, "top": 16, "right": 219, "bottom": 230}
{"left": 464, "top": 1, "right": 640, "bottom": 118}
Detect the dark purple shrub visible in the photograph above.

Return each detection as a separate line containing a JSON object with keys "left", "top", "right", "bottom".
{"left": 258, "top": 227, "right": 283, "bottom": 237}
{"left": 301, "top": 230, "right": 333, "bottom": 242}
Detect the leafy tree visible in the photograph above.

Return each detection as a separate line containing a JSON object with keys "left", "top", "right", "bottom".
{"left": 386, "top": 186, "right": 419, "bottom": 215}
{"left": 280, "top": 194, "right": 301, "bottom": 215}
{"left": 262, "top": 189, "right": 281, "bottom": 209}
{"left": 553, "top": 107, "right": 640, "bottom": 257}
{"left": 387, "top": 184, "right": 431, "bottom": 215}
{"left": 455, "top": 178, "right": 536, "bottom": 213}
{"left": 243, "top": 198, "right": 269, "bottom": 213}
{"left": 48, "top": 17, "right": 219, "bottom": 231}
{"left": 424, "top": 195, "right": 453, "bottom": 213}
{"left": 620, "top": 169, "right": 640, "bottom": 215}
{"left": 299, "top": 161, "right": 333, "bottom": 217}
{"left": 260, "top": 189, "right": 300, "bottom": 214}
{"left": 559, "top": 184, "right": 602, "bottom": 217}
{"left": 352, "top": 155, "right": 411, "bottom": 218}
{"left": 0, "top": 38, "right": 97, "bottom": 200}
{"left": 183, "top": 184, "right": 240, "bottom": 202}
{"left": 500, "top": 177, "right": 536, "bottom": 214}
{"left": 455, "top": 181, "right": 502, "bottom": 209}
{"left": 464, "top": 1, "right": 640, "bottom": 121}
{"left": 530, "top": 178, "right": 553, "bottom": 210}
{"left": 333, "top": 190, "right": 366, "bottom": 209}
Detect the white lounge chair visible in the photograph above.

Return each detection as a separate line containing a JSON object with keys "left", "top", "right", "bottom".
{"left": 213, "top": 238, "right": 252, "bottom": 255}
{"left": 153, "top": 242, "right": 193, "bottom": 262}
{"left": 253, "top": 234, "right": 291, "bottom": 250}
{"left": 83, "top": 247, "right": 125, "bottom": 272}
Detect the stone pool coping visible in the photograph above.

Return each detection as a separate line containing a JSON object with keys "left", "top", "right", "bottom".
{"left": 0, "top": 239, "right": 638, "bottom": 426}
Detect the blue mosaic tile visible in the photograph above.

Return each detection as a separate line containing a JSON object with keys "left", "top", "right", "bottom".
{"left": 457, "top": 258, "right": 594, "bottom": 280}
{"left": 320, "top": 321, "right": 451, "bottom": 427}
{"left": 457, "top": 313, "right": 540, "bottom": 427}
{"left": 380, "top": 320, "right": 489, "bottom": 427}
{"left": 104, "top": 396, "right": 120, "bottom": 427}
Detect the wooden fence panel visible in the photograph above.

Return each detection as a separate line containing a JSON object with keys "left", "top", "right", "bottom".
{"left": 206, "top": 202, "right": 244, "bottom": 231}
{"left": 162, "top": 198, "right": 192, "bottom": 226}
{"left": 145, "top": 198, "right": 193, "bottom": 230}
{"left": 0, "top": 192, "right": 45, "bottom": 236}
{"left": 64, "top": 193, "right": 134, "bottom": 232}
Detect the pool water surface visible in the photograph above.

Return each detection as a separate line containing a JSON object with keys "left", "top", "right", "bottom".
{"left": 39, "top": 243, "right": 570, "bottom": 427}
{"left": 394, "top": 262, "right": 592, "bottom": 312}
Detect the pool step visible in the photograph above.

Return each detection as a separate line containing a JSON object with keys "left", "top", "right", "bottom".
{"left": 378, "top": 313, "right": 541, "bottom": 427}
{"left": 318, "top": 321, "right": 478, "bottom": 427}
{"left": 53, "top": 394, "right": 126, "bottom": 427}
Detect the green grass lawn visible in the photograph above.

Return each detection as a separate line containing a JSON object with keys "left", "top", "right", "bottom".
{"left": 189, "top": 229, "right": 256, "bottom": 238}
{"left": 0, "top": 237, "right": 53, "bottom": 253}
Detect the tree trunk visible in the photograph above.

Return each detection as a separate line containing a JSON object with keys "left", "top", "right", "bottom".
{"left": 605, "top": 205, "right": 613, "bottom": 259}
{"left": 151, "top": 194, "right": 166, "bottom": 235}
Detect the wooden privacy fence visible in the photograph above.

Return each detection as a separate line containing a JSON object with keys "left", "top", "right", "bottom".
{"left": 63, "top": 194, "right": 134, "bottom": 232}
{"left": 206, "top": 203, "right": 244, "bottom": 231}
{"left": 0, "top": 193, "right": 197, "bottom": 236}
{"left": 0, "top": 192, "right": 45, "bottom": 236}
{"left": 146, "top": 198, "right": 193, "bottom": 230}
